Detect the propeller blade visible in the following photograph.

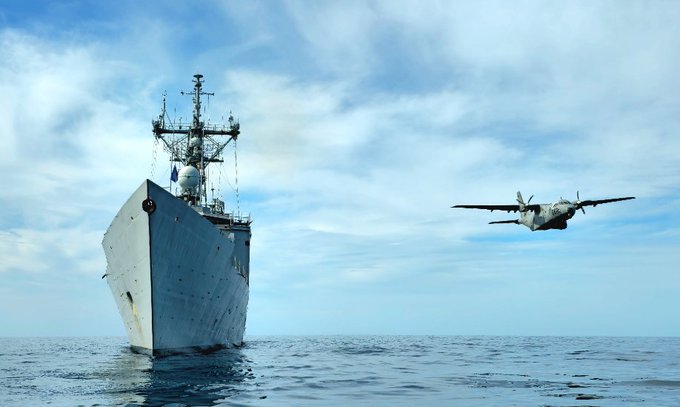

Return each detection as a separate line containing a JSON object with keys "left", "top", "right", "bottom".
{"left": 576, "top": 191, "right": 585, "bottom": 214}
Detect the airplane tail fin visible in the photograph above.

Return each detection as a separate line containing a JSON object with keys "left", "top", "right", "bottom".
{"left": 516, "top": 191, "right": 526, "bottom": 212}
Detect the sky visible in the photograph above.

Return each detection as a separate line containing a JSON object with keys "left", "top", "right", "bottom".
{"left": 1, "top": 0, "right": 679, "bottom": 338}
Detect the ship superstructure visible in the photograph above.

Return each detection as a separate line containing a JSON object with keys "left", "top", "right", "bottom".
{"left": 103, "top": 74, "right": 251, "bottom": 355}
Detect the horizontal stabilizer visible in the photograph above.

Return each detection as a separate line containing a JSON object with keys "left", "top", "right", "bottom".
{"left": 489, "top": 219, "right": 519, "bottom": 225}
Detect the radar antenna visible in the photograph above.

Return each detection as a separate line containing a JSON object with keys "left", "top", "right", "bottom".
{"left": 152, "top": 74, "right": 240, "bottom": 207}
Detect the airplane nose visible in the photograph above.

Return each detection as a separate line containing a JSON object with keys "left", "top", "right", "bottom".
{"left": 567, "top": 207, "right": 576, "bottom": 218}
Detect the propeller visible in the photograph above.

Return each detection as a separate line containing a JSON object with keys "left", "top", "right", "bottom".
{"left": 575, "top": 191, "right": 586, "bottom": 214}
{"left": 516, "top": 191, "right": 525, "bottom": 211}
{"left": 516, "top": 191, "right": 534, "bottom": 212}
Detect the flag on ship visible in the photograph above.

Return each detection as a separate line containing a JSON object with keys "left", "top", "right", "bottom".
{"left": 170, "top": 165, "right": 178, "bottom": 182}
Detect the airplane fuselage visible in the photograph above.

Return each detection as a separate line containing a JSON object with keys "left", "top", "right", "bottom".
{"left": 519, "top": 200, "right": 577, "bottom": 231}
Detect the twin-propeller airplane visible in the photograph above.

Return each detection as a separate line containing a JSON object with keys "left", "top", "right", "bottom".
{"left": 452, "top": 192, "right": 635, "bottom": 231}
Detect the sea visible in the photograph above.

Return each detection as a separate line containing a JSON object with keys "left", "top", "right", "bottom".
{"left": 1, "top": 336, "right": 679, "bottom": 406}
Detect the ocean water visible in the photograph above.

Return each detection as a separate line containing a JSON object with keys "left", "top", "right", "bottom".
{"left": 1, "top": 336, "right": 679, "bottom": 406}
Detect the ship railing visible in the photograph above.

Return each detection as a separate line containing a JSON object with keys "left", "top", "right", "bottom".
{"left": 230, "top": 212, "right": 252, "bottom": 225}
{"left": 200, "top": 207, "right": 252, "bottom": 226}
{"left": 207, "top": 206, "right": 251, "bottom": 224}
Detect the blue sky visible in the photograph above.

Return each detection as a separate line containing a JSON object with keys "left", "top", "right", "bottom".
{"left": 1, "top": 1, "right": 679, "bottom": 337}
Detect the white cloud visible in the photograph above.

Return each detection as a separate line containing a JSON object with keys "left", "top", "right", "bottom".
{"left": 2, "top": 1, "right": 679, "bottom": 336}
{"left": 0, "top": 227, "right": 103, "bottom": 276}
{"left": 274, "top": 2, "right": 680, "bottom": 198}
{"left": 0, "top": 29, "right": 157, "bottom": 225}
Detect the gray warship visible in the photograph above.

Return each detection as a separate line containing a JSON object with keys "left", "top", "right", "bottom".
{"left": 102, "top": 74, "right": 251, "bottom": 355}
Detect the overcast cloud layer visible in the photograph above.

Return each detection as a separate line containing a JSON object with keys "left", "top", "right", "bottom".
{"left": 1, "top": 1, "right": 679, "bottom": 337}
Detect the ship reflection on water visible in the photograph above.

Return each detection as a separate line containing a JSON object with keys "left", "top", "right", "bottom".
{"left": 104, "top": 345, "right": 260, "bottom": 406}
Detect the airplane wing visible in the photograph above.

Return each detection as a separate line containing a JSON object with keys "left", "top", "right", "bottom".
{"left": 451, "top": 204, "right": 519, "bottom": 212}
{"left": 576, "top": 196, "right": 635, "bottom": 208}
{"left": 451, "top": 204, "right": 540, "bottom": 213}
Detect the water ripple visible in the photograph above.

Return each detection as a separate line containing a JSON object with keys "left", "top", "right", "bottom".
{"left": 1, "top": 336, "right": 679, "bottom": 405}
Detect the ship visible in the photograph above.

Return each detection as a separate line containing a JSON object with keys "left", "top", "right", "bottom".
{"left": 102, "top": 74, "right": 251, "bottom": 356}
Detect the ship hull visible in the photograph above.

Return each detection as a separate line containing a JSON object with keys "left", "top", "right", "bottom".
{"left": 103, "top": 180, "right": 250, "bottom": 355}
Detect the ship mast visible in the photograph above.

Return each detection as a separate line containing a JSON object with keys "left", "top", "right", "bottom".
{"left": 152, "top": 74, "right": 240, "bottom": 208}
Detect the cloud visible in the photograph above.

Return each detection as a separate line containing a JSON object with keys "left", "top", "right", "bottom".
{"left": 225, "top": 3, "right": 680, "bottom": 336}
{"left": 2, "top": 1, "right": 679, "bottom": 336}
{"left": 274, "top": 1, "right": 680, "bottom": 198}
{"left": 0, "top": 227, "right": 103, "bottom": 276}
{"left": 0, "top": 26, "right": 161, "bottom": 336}
{"left": 0, "top": 18, "right": 170, "bottom": 334}
{"left": 0, "top": 29, "right": 154, "bottom": 276}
